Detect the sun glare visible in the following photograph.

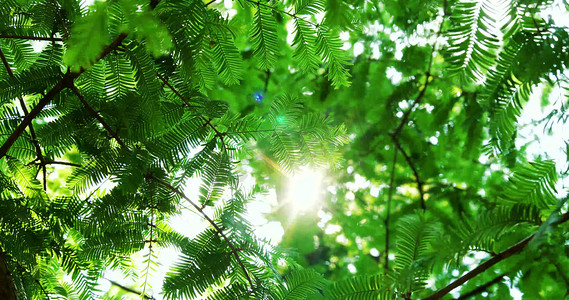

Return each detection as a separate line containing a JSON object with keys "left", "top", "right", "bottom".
{"left": 286, "top": 167, "right": 324, "bottom": 212}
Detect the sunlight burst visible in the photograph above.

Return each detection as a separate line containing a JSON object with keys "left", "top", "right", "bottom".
{"left": 286, "top": 167, "right": 324, "bottom": 212}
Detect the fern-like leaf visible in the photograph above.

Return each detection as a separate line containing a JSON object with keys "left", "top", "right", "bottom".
{"left": 250, "top": 4, "right": 279, "bottom": 70}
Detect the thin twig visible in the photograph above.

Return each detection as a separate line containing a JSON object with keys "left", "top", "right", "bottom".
{"left": 106, "top": 278, "right": 154, "bottom": 300}
{"left": 28, "top": 159, "right": 82, "bottom": 168}
{"left": 0, "top": 48, "right": 48, "bottom": 190}
{"left": 0, "top": 35, "right": 63, "bottom": 42}
{"left": 0, "top": 32, "right": 129, "bottom": 158}
{"left": 149, "top": 175, "right": 255, "bottom": 289}
{"left": 456, "top": 273, "right": 506, "bottom": 299}
{"left": 69, "top": 80, "right": 251, "bottom": 290}
{"left": 423, "top": 211, "right": 569, "bottom": 300}
{"left": 0, "top": 0, "right": 160, "bottom": 158}
{"left": 50, "top": 0, "right": 70, "bottom": 40}
{"left": 69, "top": 85, "right": 128, "bottom": 150}
{"left": 155, "top": 73, "right": 228, "bottom": 151}
{"left": 384, "top": 149, "right": 397, "bottom": 270}
{"left": 390, "top": 135, "right": 426, "bottom": 210}
{"left": 391, "top": 74, "right": 431, "bottom": 138}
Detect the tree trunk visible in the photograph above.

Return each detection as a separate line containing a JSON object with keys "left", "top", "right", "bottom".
{"left": 0, "top": 249, "right": 18, "bottom": 300}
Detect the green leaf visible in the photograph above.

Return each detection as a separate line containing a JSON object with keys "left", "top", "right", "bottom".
{"left": 63, "top": 1, "right": 110, "bottom": 71}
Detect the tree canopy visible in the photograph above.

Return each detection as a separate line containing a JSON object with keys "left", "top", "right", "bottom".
{"left": 1, "top": 0, "right": 569, "bottom": 299}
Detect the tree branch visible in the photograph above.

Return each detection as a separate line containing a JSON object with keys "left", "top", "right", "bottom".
{"left": 391, "top": 73, "right": 431, "bottom": 139}
{"left": 0, "top": 35, "right": 63, "bottom": 42}
{"left": 0, "top": 32, "right": 130, "bottom": 159}
{"left": 423, "top": 211, "right": 569, "bottom": 300}
{"left": 149, "top": 175, "right": 255, "bottom": 290}
{"left": 106, "top": 278, "right": 154, "bottom": 299}
{"left": 69, "top": 85, "right": 128, "bottom": 150}
{"left": 0, "top": 247, "right": 18, "bottom": 300}
{"left": 0, "top": 48, "right": 48, "bottom": 190}
{"left": 0, "top": 0, "right": 161, "bottom": 159}
{"left": 456, "top": 273, "right": 506, "bottom": 299}
{"left": 155, "top": 73, "right": 228, "bottom": 151}
{"left": 28, "top": 159, "right": 82, "bottom": 168}
{"left": 390, "top": 134, "right": 426, "bottom": 210}
{"left": 50, "top": 0, "right": 70, "bottom": 40}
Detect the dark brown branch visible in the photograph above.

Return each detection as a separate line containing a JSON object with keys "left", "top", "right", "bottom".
{"left": 106, "top": 278, "right": 154, "bottom": 299}
{"left": 0, "top": 48, "right": 48, "bottom": 190}
{"left": 205, "top": 0, "right": 218, "bottom": 6}
{"left": 50, "top": 0, "right": 70, "bottom": 40}
{"left": 391, "top": 74, "right": 431, "bottom": 139}
{"left": 384, "top": 149, "right": 397, "bottom": 270}
{"left": 0, "top": 32, "right": 130, "bottom": 159}
{"left": 423, "top": 211, "right": 569, "bottom": 300}
{"left": 390, "top": 135, "right": 426, "bottom": 210}
{"left": 0, "top": 35, "right": 63, "bottom": 42}
{"left": 69, "top": 85, "right": 128, "bottom": 150}
{"left": 149, "top": 175, "right": 255, "bottom": 289}
{"left": 456, "top": 273, "right": 506, "bottom": 299}
{"left": 423, "top": 236, "right": 532, "bottom": 300}
{"left": 0, "top": 247, "right": 18, "bottom": 300}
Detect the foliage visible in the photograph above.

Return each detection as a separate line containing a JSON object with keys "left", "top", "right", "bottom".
{"left": 1, "top": 0, "right": 569, "bottom": 299}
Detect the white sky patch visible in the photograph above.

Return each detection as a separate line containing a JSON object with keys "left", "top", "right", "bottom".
{"left": 314, "top": 11, "right": 325, "bottom": 24}
{"left": 543, "top": 0, "right": 569, "bottom": 28}
{"left": 353, "top": 41, "right": 365, "bottom": 56}
{"left": 386, "top": 67, "right": 402, "bottom": 84}
{"left": 347, "top": 263, "right": 357, "bottom": 274}
{"left": 517, "top": 84, "right": 569, "bottom": 197}
{"left": 317, "top": 209, "right": 333, "bottom": 228}
{"left": 256, "top": 221, "right": 285, "bottom": 244}
{"left": 371, "top": 42, "right": 381, "bottom": 59}
{"left": 336, "top": 234, "right": 349, "bottom": 244}
{"left": 325, "top": 224, "right": 342, "bottom": 234}
{"left": 370, "top": 185, "right": 380, "bottom": 197}
{"left": 370, "top": 248, "right": 380, "bottom": 257}
{"left": 286, "top": 20, "right": 295, "bottom": 45}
